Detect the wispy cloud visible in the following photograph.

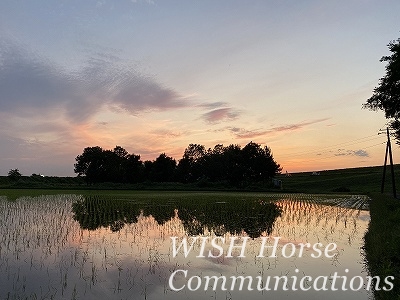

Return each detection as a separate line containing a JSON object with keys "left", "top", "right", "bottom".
{"left": 0, "top": 38, "right": 189, "bottom": 123}
{"left": 270, "top": 118, "right": 330, "bottom": 132}
{"left": 130, "top": 0, "right": 155, "bottom": 4}
{"left": 150, "top": 129, "right": 183, "bottom": 138}
{"left": 196, "top": 102, "right": 229, "bottom": 109}
{"left": 334, "top": 149, "right": 369, "bottom": 157}
{"left": 228, "top": 128, "right": 268, "bottom": 139}
{"left": 201, "top": 108, "right": 240, "bottom": 123}
{"left": 225, "top": 118, "right": 330, "bottom": 138}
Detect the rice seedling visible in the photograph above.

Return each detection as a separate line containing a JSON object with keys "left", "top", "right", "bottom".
{"left": 0, "top": 192, "right": 371, "bottom": 299}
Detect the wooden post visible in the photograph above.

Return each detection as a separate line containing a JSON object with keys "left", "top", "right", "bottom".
{"left": 381, "top": 127, "right": 397, "bottom": 198}
{"left": 381, "top": 141, "right": 389, "bottom": 193}
{"left": 387, "top": 127, "right": 397, "bottom": 198}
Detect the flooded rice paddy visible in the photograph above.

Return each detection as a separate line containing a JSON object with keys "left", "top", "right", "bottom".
{"left": 0, "top": 193, "right": 372, "bottom": 299}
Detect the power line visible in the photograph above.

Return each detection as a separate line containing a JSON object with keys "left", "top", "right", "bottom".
{"left": 281, "top": 141, "right": 386, "bottom": 164}
{"left": 277, "top": 134, "right": 385, "bottom": 159}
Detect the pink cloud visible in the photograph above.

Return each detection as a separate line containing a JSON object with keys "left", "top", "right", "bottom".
{"left": 228, "top": 118, "right": 330, "bottom": 138}
{"left": 202, "top": 108, "right": 240, "bottom": 123}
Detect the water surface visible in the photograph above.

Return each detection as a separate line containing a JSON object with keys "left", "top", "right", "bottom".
{"left": 0, "top": 193, "right": 371, "bottom": 299}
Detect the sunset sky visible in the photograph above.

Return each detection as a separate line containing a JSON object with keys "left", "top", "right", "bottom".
{"left": 1, "top": 0, "right": 400, "bottom": 176}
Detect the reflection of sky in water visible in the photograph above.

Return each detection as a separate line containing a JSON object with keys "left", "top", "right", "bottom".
{"left": 0, "top": 194, "right": 372, "bottom": 300}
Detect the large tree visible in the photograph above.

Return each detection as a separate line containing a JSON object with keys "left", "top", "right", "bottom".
{"left": 74, "top": 146, "right": 105, "bottom": 183}
{"left": 151, "top": 153, "right": 177, "bottom": 182}
{"left": 363, "top": 37, "right": 400, "bottom": 141}
{"left": 74, "top": 146, "right": 143, "bottom": 184}
{"left": 241, "top": 141, "right": 282, "bottom": 182}
{"left": 176, "top": 142, "right": 281, "bottom": 185}
{"left": 176, "top": 144, "right": 206, "bottom": 182}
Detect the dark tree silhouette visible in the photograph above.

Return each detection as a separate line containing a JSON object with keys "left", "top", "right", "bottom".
{"left": 74, "top": 146, "right": 105, "bottom": 183}
{"left": 74, "top": 142, "right": 281, "bottom": 186}
{"left": 74, "top": 146, "right": 143, "bottom": 184}
{"left": 363, "top": 37, "right": 400, "bottom": 142}
{"left": 143, "top": 160, "right": 154, "bottom": 181}
{"left": 177, "top": 144, "right": 206, "bottom": 182}
{"left": 126, "top": 153, "right": 144, "bottom": 183}
{"left": 203, "top": 144, "right": 227, "bottom": 182}
{"left": 176, "top": 142, "right": 281, "bottom": 186}
{"left": 242, "top": 141, "right": 282, "bottom": 182}
{"left": 223, "top": 144, "right": 245, "bottom": 185}
{"left": 151, "top": 153, "right": 176, "bottom": 182}
{"left": 113, "top": 146, "right": 129, "bottom": 158}
{"left": 8, "top": 168, "right": 22, "bottom": 181}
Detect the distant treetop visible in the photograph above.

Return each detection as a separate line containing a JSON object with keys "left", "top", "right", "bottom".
{"left": 8, "top": 168, "right": 22, "bottom": 181}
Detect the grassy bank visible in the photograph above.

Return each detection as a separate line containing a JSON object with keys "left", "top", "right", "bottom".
{"left": 2, "top": 164, "right": 400, "bottom": 194}
{"left": 364, "top": 193, "right": 400, "bottom": 299}
{"left": 276, "top": 165, "right": 400, "bottom": 194}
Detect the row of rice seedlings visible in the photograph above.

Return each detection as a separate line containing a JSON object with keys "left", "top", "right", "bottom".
{"left": 0, "top": 193, "right": 370, "bottom": 299}
{"left": 0, "top": 194, "right": 198, "bottom": 299}
{"left": 272, "top": 198, "right": 369, "bottom": 254}
{"left": 319, "top": 195, "right": 370, "bottom": 210}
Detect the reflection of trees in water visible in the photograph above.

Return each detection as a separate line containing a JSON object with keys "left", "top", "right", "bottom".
{"left": 177, "top": 200, "right": 282, "bottom": 238}
{"left": 72, "top": 196, "right": 282, "bottom": 238}
{"left": 72, "top": 196, "right": 141, "bottom": 232}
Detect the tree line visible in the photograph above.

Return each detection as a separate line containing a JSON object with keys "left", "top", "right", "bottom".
{"left": 74, "top": 142, "right": 282, "bottom": 186}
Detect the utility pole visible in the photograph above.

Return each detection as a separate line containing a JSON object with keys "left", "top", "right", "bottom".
{"left": 381, "top": 127, "right": 397, "bottom": 198}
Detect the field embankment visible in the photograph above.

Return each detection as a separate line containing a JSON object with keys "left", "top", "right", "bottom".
{"left": 2, "top": 164, "right": 400, "bottom": 194}
{"left": 364, "top": 193, "right": 400, "bottom": 300}
{"left": 277, "top": 165, "right": 400, "bottom": 194}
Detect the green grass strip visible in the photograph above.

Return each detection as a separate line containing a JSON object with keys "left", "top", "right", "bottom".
{"left": 364, "top": 193, "right": 400, "bottom": 299}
